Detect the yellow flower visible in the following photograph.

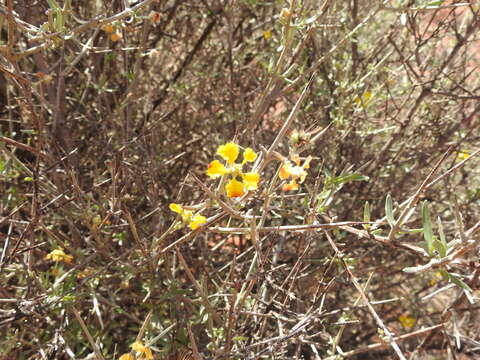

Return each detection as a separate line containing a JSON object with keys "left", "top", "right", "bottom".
{"left": 226, "top": 178, "right": 245, "bottom": 198}
{"left": 398, "top": 314, "right": 415, "bottom": 329}
{"left": 182, "top": 210, "right": 193, "bottom": 222}
{"left": 169, "top": 203, "right": 192, "bottom": 222}
{"left": 242, "top": 172, "right": 260, "bottom": 190}
{"left": 279, "top": 163, "right": 292, "bottom": 180}
{"left": 206, "top": 160, "right": 227, "bottom": 178}
{"left": 217, "top": 142, "right": 239, "bottom": 164}
{"left": 282, "top": 179, "right": 299, "bottom": 191}
{"left": 102, "top": 24, "right": 114, "bottom": 33}
{"left": 131, "top": 342, "right": 153, "bottom": 360}
{"left": 279, "top": 155, "right": 312, "bottom": 190}
{"left": 189, "top": 214, "right": 207, "bottom": 230}
{"left": 45, "top": 248, "right": 73, "bottom": 264}
{"left": 243, "top": 148, "right": 257, "bottom": 163}
{"left": 118, "top": 354, "right": 134, "bottom": 360}
{"left": 263, "top": 30, "right": 272, "bottom": 40}
{"left": 457, "top": 151, "right": 470, "bottom": 161}
{"left": 169, "top": 203, "right": 183, "bottom": 214}
{"left": 354, "top": 91, "right": 373, "bottom": 108}
{"left": 110, "top": 32, "right": 123, "bottom": 42}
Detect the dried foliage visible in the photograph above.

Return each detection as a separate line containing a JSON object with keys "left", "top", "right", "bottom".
{"left": 1, "top": 0, "right": 479, "bottom": 359}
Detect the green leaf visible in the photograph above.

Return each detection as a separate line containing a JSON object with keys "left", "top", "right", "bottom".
{"left": 432, "top": 236, "right": 447, "bottom": 258}
{"left": 335, "top": 173, "right": 369, "bottom": 184}
{"left": 385, "top": 194, "right": 395, "bottom": 227}
{"left": 363, "top": 201, "right": 370, "bottom": 223}
{"left": 47, "top": 0, "right": 61, "bottom": 11}
{"left": 447, "top": 273, "right": 472, "bottom": 292}
{"left": 437, "top": 216, "right": 447, "bottom": 246}
{"left": 422, "top": 201, "right": 434, "bottom": 256}
{"left": 425, "top": 0, "right": 445, "bottom": 7}
{"left": 363, "top": 201, "right": 371, "bottom": 229}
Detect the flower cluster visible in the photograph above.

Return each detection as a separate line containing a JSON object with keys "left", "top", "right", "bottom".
{"left": 169, "top": 203, "right": 206, "bottom": 230}
{"left": 102, "top": 23, "right": 122, "bottom": 42}
{"left": 118, "top": 341, "right": 153, "bottom": 360}
{"left": 279, "top": 154, "right": 312, "bottom": 191}
{"left": 206, "top": 142, "right": 260, "bottom": 198}
{"left": 44, "top": 248, "right": 73, "bottom": 264}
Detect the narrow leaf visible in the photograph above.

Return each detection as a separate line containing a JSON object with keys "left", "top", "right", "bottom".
{"left": 437, "top": 216, "right": 447, "bottom": 247}
{"left": 385, "top": 194, "right": 395, "bottom": 227}
{"left": 448, "top": 273, "right": 472, "bottom": 292}
{"left": 433, "top": 237, "right": 447, "bottom": 258}
{"left": 363, "top": 201, "right": 371, "bottom": 229}
{"left": 363, "top": 201, "right": 370, "bottom": 223}
{"left": 422, "top": 201, "right": 434, "bottom": 256}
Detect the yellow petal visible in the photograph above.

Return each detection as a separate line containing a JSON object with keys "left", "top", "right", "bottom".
{"left": 181, "top": 210, "right": 193, "bottom": 222}
{"left": 206, "top": 160, "right": 227, "bottom": 178}
{"left": 303, "top": 156, "right": 312, "bottom": 169}
{"left": 243, "top": 148, "right": 257, "bottom": 163}
{"left": 242, "top": 172, "right": 260, "bottom": 191}
{"left": 169, "top": 203, "right": 183, "bottom": 214}
{"left": 131, "top": 342, "right": 145, "bottom": 352}
{"left": 226, "top": 178, "right": 245, "bottom": 198}
{"left": 110, "top": 32, "right": 122, "bottom": 42}
{"left": 45, "top": 248, "right": 73, "bottom": 264}
{"left": 263, "top": 30, "right": 272, "bottom": 40}
{"left": 282, "top": 179, "right": 299, "bottom": 191}
{"left": 144, "top": 347, "right": 154, "bottom": 360}
{"left": 102, "top": 24, "right": 114, "bottom": 33}
{"left": 189, "top": 215, "right": 207, "bottom": 230}
{"left": 217, "top": 142, "right": 239, "bottom": 164}
{"left": 279, "top": 162, "right": 292, "bottom": 180}
{"left": 291, "top": 154, "right": 301, "bottom": 166}
{"left": 118, "top": 354, "right": 134, "bottom": 360}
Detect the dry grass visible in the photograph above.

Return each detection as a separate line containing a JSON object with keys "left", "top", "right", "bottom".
{"left": 1, "top": 1, "right": 479, "bottom": 359}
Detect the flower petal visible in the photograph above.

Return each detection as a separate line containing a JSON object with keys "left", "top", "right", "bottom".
{"left": 189, "top": 215, "right": 207, "bottom": 230}
{"left": 45, "top": 248, "right": 73, "bottom": 264}
{"left": 279, "top": 162, "right": 292, "bottom": 180}
{"left": 243, "top": 148, "right": 257, "bottom": 163}
{"left": 118, "top": 354, "right": 134, "bottom": 360}
{"left": 282, "top": 179, "right": 299, "bottom": 191}
{"left": 181, "top": 210, "right": 193, "bottom": 222}
{"left": 169, "top": 203, "right": 183, "bottom": 214}
{"left": 303, "top": 156, "right": 312, "bottom": 169}
{"left": 226, "top": 178, "right": 245, "bottom": 198}
{"left": 207, "top": 160, "right": 227, "bottom": 178}
{"left": 131, "top": 342, "right": 145, "bottom": 352}
{"left": 242, "top": 172, "right": 260, "bottom": 190}
{"left": 291, "top": 154, "right": 301, "bottom": 166}
{"left": 217, "top": 142, "right": 239, "bottom": 164}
